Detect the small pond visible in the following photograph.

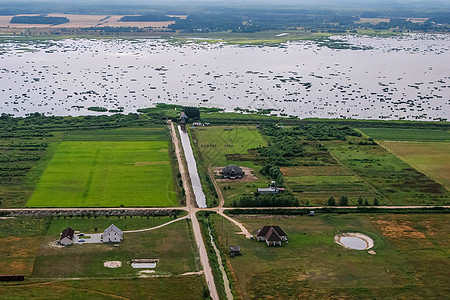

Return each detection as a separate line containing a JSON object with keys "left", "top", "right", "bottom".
{"left": 131, "top": 262, "right": 157, "bottom": 269}
{"left": 334, "top": 233, "right": 374, "bottom": 250}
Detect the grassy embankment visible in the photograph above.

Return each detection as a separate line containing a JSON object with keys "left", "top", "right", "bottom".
{"left": 211, "top": 213, "right": 450, "bottom": 299}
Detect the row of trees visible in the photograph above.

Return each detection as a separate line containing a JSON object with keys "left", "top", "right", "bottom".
{"left": 232, "top": 192, "right": 299, "bottom": 207}
{"left": 327, "top": 195, "right": 380, "bottom": 206}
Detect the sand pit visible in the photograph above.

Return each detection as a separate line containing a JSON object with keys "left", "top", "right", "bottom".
{"left": 335, "top": 233, "right": 374, "bottom": 250}
{"left": 104, "top": 261, "right": 122, "bottom": 268}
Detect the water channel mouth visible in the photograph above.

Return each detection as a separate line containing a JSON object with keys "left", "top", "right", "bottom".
{"left": 334, "top": 233, "right": 374, "bottom": 250}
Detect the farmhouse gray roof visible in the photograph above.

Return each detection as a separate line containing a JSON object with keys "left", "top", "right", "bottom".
{"left": 222, "top": 165, "right": 243, "bottom": 176}
{"left": 104, "top": 224, "right": 123, "bottom": 236}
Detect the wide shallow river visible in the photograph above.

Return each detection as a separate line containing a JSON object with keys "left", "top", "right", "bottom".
{"left": 0, "top": 34, "right": 449, "bottom": 120}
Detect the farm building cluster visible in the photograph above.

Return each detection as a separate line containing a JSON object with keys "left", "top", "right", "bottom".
{"left": 58, "top": 224, "right": 123, "bottom": 246}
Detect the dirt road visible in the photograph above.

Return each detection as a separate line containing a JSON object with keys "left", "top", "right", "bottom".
{"left": 169, "top": 120, "right": 219, "bottom": 300}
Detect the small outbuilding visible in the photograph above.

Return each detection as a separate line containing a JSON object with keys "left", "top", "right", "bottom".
{"left": 256, "top": 226, "right": 287, "bottom": 246}
{"left": 59, "top": 227, "right": 75, "bottom": 246}
{"left": 229, "top": 246, "right": 241, "bottom": 257}
{"left": 257, "top": 181, "right": 285, "bottom": 194}
{"left": 102, "top": 224, "right": 123, "bottom": 243}
{"left": 222, "top": 165, "right": 243, "bottom": 179}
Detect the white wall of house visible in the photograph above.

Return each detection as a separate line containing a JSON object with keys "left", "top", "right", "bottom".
{"left": 102, "top": 232, "right": 122, "bottom": 243}
{"left": 60, "top": 237, "right": 73, "bottom": 245}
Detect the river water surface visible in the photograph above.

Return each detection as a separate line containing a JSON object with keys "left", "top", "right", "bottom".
{"left": 0, "top": 34, "right": 449, "bottom": 120}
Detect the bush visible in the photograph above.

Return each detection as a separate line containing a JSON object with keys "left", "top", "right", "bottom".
{"left": 327, "top": 196, "right": 336, "bottom": 206}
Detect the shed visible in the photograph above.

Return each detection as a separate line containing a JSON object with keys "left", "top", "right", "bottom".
{"left": 229, "top": 246, "right": 241, "bottom": 256}
{"left": 222, "top": 165, "right": 243, "bottom": 179}
{"left": 102, "top": 224, "right": 123, "bottom": 243}
{"left": 59, "top": 227, "right": 75, "bottom": 246}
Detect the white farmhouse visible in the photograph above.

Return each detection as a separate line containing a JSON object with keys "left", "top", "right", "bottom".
{"left": 102, "top": 224, "right": 123, "bottom": 243}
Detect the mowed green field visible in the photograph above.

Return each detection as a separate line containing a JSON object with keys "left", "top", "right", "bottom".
{"left": 359, "top": 128, "right": 450, "bottom": 142}
{"left": 192, "top": 126, "right": 267, "bottom": 167}
{"left": 379, "top": 141, "right": 450, "bottom": 190}
{"left": 192, "top": 126, "right": 269, "bottom": 205}
{"left": 27, "top": 128, "right": 177, "bottom": 207}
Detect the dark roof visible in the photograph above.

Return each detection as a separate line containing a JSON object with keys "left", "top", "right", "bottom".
{"left": 266, "top": 228, "right": 282, "bottom": 242}
{"left": 257, "top": 226, "right": 287, "bottom": 237}
{"left": 222, "top": 165, "right": 243, "bottom": 176}
{"left": 60, "top": 227, "right": 74, "bottom": 241}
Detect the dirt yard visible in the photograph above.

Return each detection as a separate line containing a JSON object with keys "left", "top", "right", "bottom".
{"left": 213, "top": 167, "right": 258, "bottom": 183}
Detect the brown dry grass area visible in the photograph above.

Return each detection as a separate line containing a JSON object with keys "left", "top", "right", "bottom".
{"left": 0, "top": 14, "right": 177, "bottom": 29}
{"left": 0, "top": 236, "right": 41, "bottom": 275}
{"left": 370, "top": 216, "right": 437, "bottom": 248}
{"left": 213, "top": 167, "right": 258, "bottom": 183}
{"left": 280, "top": 166, "right": 351, "bottom": 177}
{"left": 371, "top": 219, "right": 427, "bottom": 239}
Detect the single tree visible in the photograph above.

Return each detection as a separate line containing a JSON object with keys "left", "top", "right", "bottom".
{"left": 374, "top": 197, "right": 380, "bottom": 206}
{"left": 339, "top": 195, "right": 349, "bottom": 206}
{"left": 357, "top": 195, "right": 363, "bottom": 206}
{"left": 327, "top": 196, "right": 336, "bottom": 206}
{"left": 364, "top": 199, "right": 369, "bottom": 206}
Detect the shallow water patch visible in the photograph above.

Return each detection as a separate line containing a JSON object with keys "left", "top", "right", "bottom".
{"left": 334, "top": 232, "right": 374, "bottom": 250}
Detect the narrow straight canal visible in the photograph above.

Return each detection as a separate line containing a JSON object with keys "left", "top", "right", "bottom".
{"left": 177, "top": 125, "right": 207, "bottom": 208}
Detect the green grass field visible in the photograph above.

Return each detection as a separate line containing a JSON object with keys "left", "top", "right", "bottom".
{"left": 191, "top": 126, "right": 270, "bottom": 205}
{"left": 380, "top": 141, "right": 450, "bottom": 190}
{"left": 325, "top": 137, "right": 450, "bottom": 205}
{"left": 33, "top": 216, "right": 198, "bottom": 278}
{"left": 27, "top": 140, "right": 177, "bottom": 207}
{"left": 192, "top": 126, "right": 267, "bottom": 167}
{"left": 360, "top": 128, "right": 450, "bottom": 142}
{"left": 64, "top": 127, "right": 169, "bottom": 141}
{"left": 212, "top": 213, "right": 450, "bottom": 299}
{"left": 0, "top": 215, "right": 205, "bottom": 299}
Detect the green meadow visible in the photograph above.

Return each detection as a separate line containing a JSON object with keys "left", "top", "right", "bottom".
{"left": 359, "top": 128, "right": 450, "bottom": 142}
{"left": 191, "top": 126, "right": 270, "bottom": 205}
{"left": 212, "top": 213, "right": 450, "bottom": 299}
{"left": 27, "top": 139, "right": 177, "bottom": 207}
{"left": 0, "top": 215, "right": 204, "bottom": 299}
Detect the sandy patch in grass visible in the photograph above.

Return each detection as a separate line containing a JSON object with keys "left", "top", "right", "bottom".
{"left": 0, "top": 217, "right": 15, "bottom": 219}
{"left": 49, "top": 241, "right": 64, "bottom": 249}
{"left": 180, "top": 271, "right": 204, "bottom": 276}
{"left": 214, "top": 167, "right": 258, "bottom": 183}
{"left": 158, "top": 148, "right": 169, "bottom": 152}
{"left": 104, "top": 261, "right": 122, "bottom": 268}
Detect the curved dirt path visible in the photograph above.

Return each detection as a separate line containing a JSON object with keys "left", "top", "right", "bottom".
{"left": 122, "top": 215, "right": 189, "bottom": 233}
